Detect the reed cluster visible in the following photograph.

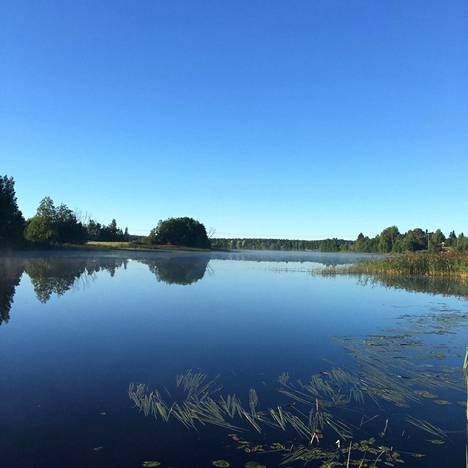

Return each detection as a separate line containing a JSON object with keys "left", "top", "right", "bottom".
{"left": 337, "top": 251, "right": 468, "bottom": 277}
{"left": 129, "top": 304, "right": 468, "bottom": 466}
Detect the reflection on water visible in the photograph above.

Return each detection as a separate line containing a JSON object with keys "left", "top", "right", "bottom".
{"left": 0, "top": 250, "right": 466, "bottom": 468}
{"left": 25, "top": 257, "right": 129, "bottom": 303}
{"left": 141, "top": 255, "right": 210, "bottom": 285}
{"left": 0, "top": 258, "right": 23, "bottom": 325}
{"left": 357, "top": 274, "right": 468, "bottom": 298}
{"left": 0, "top": 252, "right": 211, "bottom": 320}
{"left": 0, "top": 251, "right": 377, "bottom": 323}
{"left": 0, "top": 251, "right": 466, "bottom": 325}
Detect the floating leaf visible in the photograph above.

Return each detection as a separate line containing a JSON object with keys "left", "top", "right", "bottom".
{"left": 414, "top": 390, "right": 437, "bottom": 399}
{"left": 212, "top": 461, "right": 230, "bottom": 467}
{"left": 427, "top": 439, "right": 445, "bottom": 445}
{"left": 245, "top": 462, "right": 267, "bottom": 468}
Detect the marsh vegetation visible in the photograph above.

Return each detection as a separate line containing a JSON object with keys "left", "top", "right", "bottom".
{"left": 129, "top": 303, "right": 468, "bottom": 466}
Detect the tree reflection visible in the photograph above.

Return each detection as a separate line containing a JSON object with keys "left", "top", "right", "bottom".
{"left": 19, "top": 253, "right": 209, "bottom": 306}
{"left": 357, "top": 274, "right": 468, "bottom": 298}
{"left": 1, "top": 251, "right": 467, "bottom": 328}
{"left": 24, "top": 256, "right": 129, "bottom": 303}
{"left": 6, "top": 253, "right": 209, "bottom": 312}
{"left": 0, "top": 258, "right": 25, "bottom": 325}
{"left": 141, "top": 254, "right": 210, "bottom": 285}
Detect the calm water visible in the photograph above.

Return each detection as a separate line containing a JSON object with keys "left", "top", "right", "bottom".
{"left": 0, "top": 250, "right": 466, "bottom": 468}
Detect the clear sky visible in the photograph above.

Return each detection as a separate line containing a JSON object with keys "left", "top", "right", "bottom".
{"left": 1, "top": 0, "right": 467, "bottom": 239}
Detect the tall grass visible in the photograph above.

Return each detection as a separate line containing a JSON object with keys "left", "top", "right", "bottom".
{"left": 341, "top": 251, "right": 468, "bottom": 277}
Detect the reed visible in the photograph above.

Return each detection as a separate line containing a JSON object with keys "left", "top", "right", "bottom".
{"left": 129, "top": 304, "right": 468, "bottom": 466}
{"left": 405, "top": 416, "right": 447, "bottom": 439}
{"left": 325, "top": 251, "right": 468, "bottom": 278}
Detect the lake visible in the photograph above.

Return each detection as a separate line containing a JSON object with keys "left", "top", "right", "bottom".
{"left": 0, "top": 250, "right": 466, "bottom": 467}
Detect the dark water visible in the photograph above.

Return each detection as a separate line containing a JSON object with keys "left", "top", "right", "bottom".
{"left": 0, "top": 250, "right": 466, "bottom": 468}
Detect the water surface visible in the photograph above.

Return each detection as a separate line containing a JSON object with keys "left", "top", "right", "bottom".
{"left": 0, "top": 251, "right": 466, "bottom": 467}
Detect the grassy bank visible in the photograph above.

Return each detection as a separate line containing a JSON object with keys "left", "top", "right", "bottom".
{"left": 327, "top": 251, "right": 468, "bottom": 278}
{"left": 85, "top": 241, "right": 212, "bottom": 252}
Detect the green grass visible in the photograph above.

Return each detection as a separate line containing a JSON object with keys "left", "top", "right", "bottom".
{"left": 336, "top": 251, "right": 468, "bottom": 277}
{"left": 84, "top": 241, "right": 211, "bottom": 252}
{"left": 86, "top": 241, "right": 133, "bottom": 248}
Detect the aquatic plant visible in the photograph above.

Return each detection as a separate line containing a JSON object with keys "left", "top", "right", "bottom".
{"left": 212, "top": 460, "right": 230, "bottom": 467}
{"left": 129, "top": 305, "right": 468, "bottom": 466}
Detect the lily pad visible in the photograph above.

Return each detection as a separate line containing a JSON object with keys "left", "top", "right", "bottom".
{"left": 142, "top": 462, "right": 161, "bottom": 467}
{"left": 414, "top": 390, "right": 437, "bottom": 399}
{"left": 212, "top": 461, "right": 230, "bottom": 467}
{"left": 433, "top": 400, "right": 450, "bottom": 405}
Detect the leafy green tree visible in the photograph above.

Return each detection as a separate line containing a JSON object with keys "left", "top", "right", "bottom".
{"left": 428, "top": 229, "right": 445, "bottom": 252}
{"left": 378, "top": 226, "right": 400, "bottom": 253}
{"left": 86, "top": 219, "right": 102, "bottom": 241}
{"left": 404, "top": 228, "right": 428, "bottom": 251}
{"left": 25, "top": 197, "right": 86, "bottom": 244}
{"left": 0, "top": 175, "right": 25, "bottom": 247}
{"left": 391, "top": 236, "right": 406, "bottom": 253}
{"left": 446, "top": 230, "right": 457, "bottom": 247}
{"left": 149, "top": 217, "right": 211, "bottom": 248}
{"left": 25, "top": 197, "right": 58, "bottom": 243}
{"left": 456, "top": 233, "right": 468, "bottom": 251}
{"left": 319, "top": 238, "right": 340, "bottom": 252}
{"left": 353, "top": 233, "right": 378, "bottom": 252}
{"left": 55, "top": 203, "right": 87, "bottom": 243}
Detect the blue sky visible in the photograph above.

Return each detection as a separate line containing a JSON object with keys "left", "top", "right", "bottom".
{"left": 1, "top": 0, "right": 467, "bottom": 238}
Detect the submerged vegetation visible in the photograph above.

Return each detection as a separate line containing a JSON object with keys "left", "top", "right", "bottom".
{"left": 129, "top": 304, "right": 467, "bottom": 466}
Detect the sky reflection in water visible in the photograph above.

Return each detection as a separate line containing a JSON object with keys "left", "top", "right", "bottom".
{"left": 0, "top": 251, "right": 466, "bottom": 468}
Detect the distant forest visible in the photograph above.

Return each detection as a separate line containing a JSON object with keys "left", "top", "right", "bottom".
{"left": 212, "top": 225, "right": 468, "bottom": 253}
{"left": 1, "top": 174, "right": 467, "bottom": 252}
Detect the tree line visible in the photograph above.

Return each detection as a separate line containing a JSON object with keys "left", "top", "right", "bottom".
{"left": 210, "top": 238, "right": 351, "bottom": 251}
{"left": 0, "top": 175, "right": 129, "bottom": 247}
{"left": 212, "top": 226, "right": 468, "bottom": 253}
{"left": 0, "top": 175, "right": 210, "bottom": 249}
{"left": 1, "top": 174, "right": 466, "bottom": 252}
